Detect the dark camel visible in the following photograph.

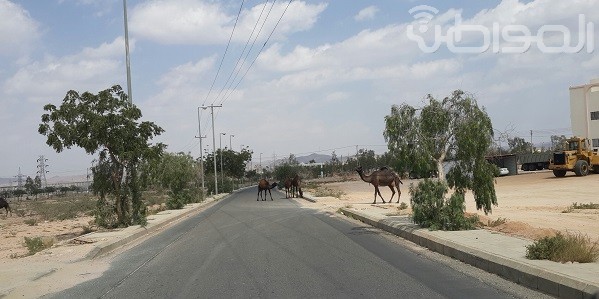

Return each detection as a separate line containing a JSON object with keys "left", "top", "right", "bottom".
{"left": 284, "top": 178, "right": 292, "bottom": 198}
{"left": 355, "top": 166, "right": 403, "bottom": 204}
{"left": 257, "top": 179, "right": 278, "bottom": 201}
{"left": 290, "top": 174, "right": 303, "bottom": 198}
{"left": 0, "top": 197, "right": 11, "bottom": 216}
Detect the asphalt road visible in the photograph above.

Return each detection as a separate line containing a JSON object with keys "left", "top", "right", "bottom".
{"left": 48, "top": 188, "right": 549, "bottom": 299}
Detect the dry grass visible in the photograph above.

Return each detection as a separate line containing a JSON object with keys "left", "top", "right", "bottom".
{"left": 526, "top": 232, "right": 599, "bottom": 263}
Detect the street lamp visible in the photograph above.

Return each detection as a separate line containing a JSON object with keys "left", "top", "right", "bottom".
{"left": 220, "top": 132, "right": 226, "bottom": 189}
{"left": 259, "top": 152, "right": 263, "bottom": 174}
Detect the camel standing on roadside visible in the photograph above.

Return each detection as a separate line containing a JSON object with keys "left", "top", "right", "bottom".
{"left": 257, "top": 179, "right": 278, "bottom": 201}
{"left": 355, "top": 166, "right": 403, "bottom": 204}
{"left": 0, "top": 197, "right": 11, "bottom": 216}
{"left": 291, "top": 174, "right": 303, "bottom": 198}
{"left": 284, "top": 178, "right": 292, "bottom": 198}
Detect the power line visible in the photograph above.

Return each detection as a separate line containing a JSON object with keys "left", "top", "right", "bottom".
{"left": 201, "top": 0, "right": 246, "bottom": 108}
{"left": 211, "top": 0, "right": 275, "bottom": 106}
{"left": 218, "top": 0, "right": 294, "bottom": 106}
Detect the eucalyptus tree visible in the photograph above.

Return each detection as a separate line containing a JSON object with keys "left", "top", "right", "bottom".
{"left": 38, "top": 85, "right": 165, "bottom": 227}
{"left": 384, "top": 90, "right": 497, "bottom": 227}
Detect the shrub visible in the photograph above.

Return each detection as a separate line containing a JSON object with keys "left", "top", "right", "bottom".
{"left": 24, "top": 218, "right": 37, "bottom": 226}
{"left": 487, "top": 217, "right": 507, "bottom": 227}
{"left": 526, "top": 232, "right": 599, "bottom": 263}
{"left": 410, "top": 179, "right": 478, "bottom": 231}
{"left": 398, "top": 202, "right": 408, "bottom": 210}
{"left": 94, "top": 197, "right": 118, "bottom": 228}
{"left": 24, "top": 236, "right": 54, "bottom": 255}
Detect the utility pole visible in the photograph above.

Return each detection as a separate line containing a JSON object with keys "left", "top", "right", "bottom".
{"left": 201, "top": 104, "right": 222, "bottom": 194}
{"left": 123, "top": 0, "right": 132, "bottom": 103}
{"left": 196, "top": 107, "right": 208, "bottom": 197}
{"left": 36, "top": 155, "right": 49, "bottom": 188}
{"left": 220, "top": 132, "right": 226, "bottom": 189}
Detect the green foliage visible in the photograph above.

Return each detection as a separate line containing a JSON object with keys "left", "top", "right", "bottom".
{"left": 398, "top": 202, "right": 408, "bottom": 210}
{"left": 526, "top": 232, "right": 599, "bottom": 263}
{"left": 24, "top": 236, "right": 54, "bottom": 255}
{"left": 39, "top": 85, "right": 165, "bottom": 227}
{"left": 508, "top": 136, "right": 533, "bottom": 154}
{"left": 202, "top": 148, "right": 252, "bottom": 179}
{"left": 385, "top": 90, "right": 497, "bottom": 215}
{"left": 409, "top": 179, "right": 478, "bottom": 231}
{"left": 572, "top": 202, "right": 599, "bottom": 209}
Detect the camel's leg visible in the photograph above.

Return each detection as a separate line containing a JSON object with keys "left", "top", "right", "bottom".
{"left": 389, "top": 186, "right": 396, "bottom": 204}
{"left": 397, "top": 189, "right": 401, "bottom": 203}
{"left": 372, "top": 188, "right": 377, "bottom": 204}
{"left": 375, "top": 186, "right": 386, "bottom": 203}
{"left": 257, "top": 189, "right": 261, "bottom": 201}
{"left": 268, "top": 189, "right": 273, "bottom": 201}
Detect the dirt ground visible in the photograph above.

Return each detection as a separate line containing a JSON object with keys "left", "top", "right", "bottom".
{"left": 301, "top": 170, "right": 599, "bottom": 241}
{"left": 1, "top": 170, "right": 599, "bottom": 297}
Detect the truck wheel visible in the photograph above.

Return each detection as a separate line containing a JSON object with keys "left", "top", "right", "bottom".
{"left": 574, "top": 160, "right": 589, "bottom": 176}
{"left": 553, "top": 170, "right": 567, "bottom": 177}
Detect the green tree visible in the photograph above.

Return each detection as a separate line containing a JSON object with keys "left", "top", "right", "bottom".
{"left": 38, "top": 85, "right": 165, "bottom": 227}
{"left": 551, "top": 135, "right": 567, "bottom": 151}
{"left": 508, "top": 136, "right": 533, "bottom": 154}
{"left": 24, "top": 176, "right": 35, "bottom": 195}
{"left": 384, "top": 90, "right": 497, "bottom": 221}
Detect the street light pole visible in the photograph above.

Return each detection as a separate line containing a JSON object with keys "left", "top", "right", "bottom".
{"left": 202, "top": 104, "right": 222, "bottom": 194}
{"left": 122, "top": 0, "right": 132, "bottom": 103}
{"left": 229, "top": 134, "right": 235, "bottom": 151}
{"left": 259, "top": 152, "right": 263, "bottom": 174}
{"left": 220, "top": 132, "right": 226, "bottom": 189}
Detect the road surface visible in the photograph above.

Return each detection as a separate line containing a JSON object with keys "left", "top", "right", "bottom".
{"left": 48, "top": 187, "right": 549, "bottom": 298}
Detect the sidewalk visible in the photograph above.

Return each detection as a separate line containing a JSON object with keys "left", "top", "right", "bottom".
{"left": 338, "top": 205, "right": 599, "bottom": 299}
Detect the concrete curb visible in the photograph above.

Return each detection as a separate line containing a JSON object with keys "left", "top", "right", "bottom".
{"left": 85, "top": 193, "right": 231, "bottom": 259}
{"left": 340, "top": 208, "right": 599, "bottom": 299}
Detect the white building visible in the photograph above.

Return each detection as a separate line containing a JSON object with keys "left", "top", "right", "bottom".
{"left": 570, "top": 78, "right": 599, "bottom": 150}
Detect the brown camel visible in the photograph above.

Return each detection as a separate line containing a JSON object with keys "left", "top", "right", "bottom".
{"left": 291, "top": 174, "right": 303, "bottom": 198}
{"left": 284, "top": 178, "right": 292, "bottom": 198}
{"left": 355, "top": 166, "right": 403, "bottom": 204}
{"left": 257, "top": 179, "right": 278, "bottom": 201}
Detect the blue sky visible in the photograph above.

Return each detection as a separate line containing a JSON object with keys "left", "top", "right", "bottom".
{"left": 1, "top": 0, "right": 598, "bottom": 179}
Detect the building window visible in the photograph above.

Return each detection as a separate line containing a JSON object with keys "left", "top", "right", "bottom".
{"left": 593, "top": 139, "right": 599, "bottom": 148}
{"left": 591, "top": 111, "right": 599, "bottom": 120}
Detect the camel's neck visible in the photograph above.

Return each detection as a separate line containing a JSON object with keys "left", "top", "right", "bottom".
{"left": 357, "top": 170, "right": 371, "bottom": 183}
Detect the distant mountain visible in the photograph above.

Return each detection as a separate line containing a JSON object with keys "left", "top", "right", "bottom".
{"left": 0, "top": 177, "right": 13, "bottom": 187}
{"left": 296, "top": 153, "right": 332, "bottom": 164}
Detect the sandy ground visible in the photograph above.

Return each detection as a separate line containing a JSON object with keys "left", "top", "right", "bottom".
{"left": 1, "top": 170, "right": 598, "bottom": 297}
{"left": 300, "top": 170, "right": 599, "bottom": 241}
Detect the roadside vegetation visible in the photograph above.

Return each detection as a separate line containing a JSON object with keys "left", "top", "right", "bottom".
{"left": 562, "top": 202, "right": 599, "bottom": 213}
{"left": 385, "top": 90, "right": 496, "bottom": 230}
{"left": 526, "top": 232, "right": 599, "bottom": 263}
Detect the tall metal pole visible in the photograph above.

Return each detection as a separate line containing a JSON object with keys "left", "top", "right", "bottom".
{"left": 196, "top": 107, "right": 207, "bottom": 196}
{"left": 202, "top": 105, "right": 222, "bottom": 194}
{"left": 259, "top": 153, "right": 263, "bottom": 174}
{"left": 123, "top": 0, "right": 132, "bottom": 103}
{"left": 220, "top": 132, "right": 226, "bottom": 189}
{"left": 229, "top": 134, "right": 235, "bottom": 151}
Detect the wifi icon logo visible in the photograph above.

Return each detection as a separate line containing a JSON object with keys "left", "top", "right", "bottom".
{"left": 409, "top": 5, "right": 439, "bottom": 32}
